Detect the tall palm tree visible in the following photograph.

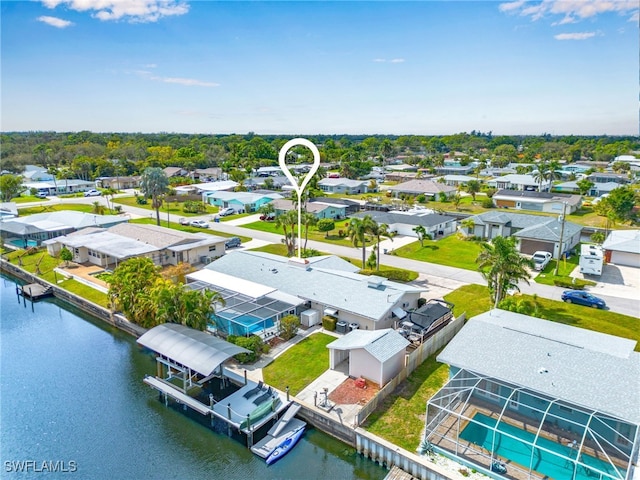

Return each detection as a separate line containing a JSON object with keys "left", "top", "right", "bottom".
{"left": 140, "top": 167, "right": 169, "bottom": 226}
{"left": 275, "top": 209, "right": 298, "bottom": 257}
{"left": 301, "top": 211, "right": 318, "bottom": 252}
{"left": 476, "top": 236, "right": 533, "bottom": 309}
{"left": 369, "top": 222, "right": 393, "bottom": 270}
{"left": 347, "top": 216, "right": 376, "bottom": 269}
{"left": 532, "top": 162, "right": 547, "bottom": 192}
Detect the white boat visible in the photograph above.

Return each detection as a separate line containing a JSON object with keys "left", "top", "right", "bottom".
{"left": 265, "top": 425, "right": 305, "bottom": 465}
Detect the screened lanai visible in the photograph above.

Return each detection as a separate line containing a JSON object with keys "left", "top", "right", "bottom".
{"left": 186, "top": 270, "right": 303, "bottom": 337}
{"left": 424, "top": 310, "right": 640, "bottom": 480}
{"left": 424, "top": 369, "right": 638, "bottom": 480}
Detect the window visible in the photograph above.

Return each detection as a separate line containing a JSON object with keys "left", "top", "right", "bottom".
{"left": 208, "top": 245, "right": 216, "bottom": 252}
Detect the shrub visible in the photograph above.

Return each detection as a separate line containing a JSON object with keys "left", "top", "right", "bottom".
{"left": 227, "top": 335, "right": 266, "bottom": 363}
{"left": 135, "top": 194, "right": 148, "bottom": 205}
{"left": 481, "top": 197, "right": 495, "bottom": 208}
{"left": 359, "top": 268, "right": 418, "bottom": 282}
{"left": 279, "top": 314, "right": 301, "bottom": 341}
{"left": 183, "top": 200, "right": 206, "bottom": 214}
{"left": 416, "top": 194, "right": 427, "bottom": 203}
{"left": 553, "top": 278, "right": 592, "bottom": 290}
{"left": 322, "top": 316, "right": 336, "bottom": 331}
{"left": 417, "top": 297, "right": 427, "bottom": 308}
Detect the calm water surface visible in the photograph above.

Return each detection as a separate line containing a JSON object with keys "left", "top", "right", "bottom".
{"left": 0, "top": 274, "right": 386, "bottom": 480}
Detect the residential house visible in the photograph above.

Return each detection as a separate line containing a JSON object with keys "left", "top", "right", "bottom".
{"left": 588, "top": 172, "right": 630, "bottom": 185}
{"left": 326, "top": 329, "right": 409, "bottom": 388}
{"left": 311, "top": 197, "right": 361, "bottom": 215}
{"left": 0, "top": 202, "right": 18, "bottom": 220}
{"left": 318, "top": 178, "right": 370, "bottom": 195}
{"left": 385, "top": 164, "right": 418, "bottom": 172}
{"left": 198, "top": 251, "right": 425, "bottom": 333}
{"left": 45, "top": 223, "right": 226, "bottom": 268}
{"left": 22, "top": 165, "right": 54, "bottom": 182}
{"left": 193, "top": 168, "right": 223, "bottom": 182}
{"left": 163, "top": 167, "right": 188, "bottom": 178}
{"left": 462, "top": 210, "right": 581, "bottom": 256}
{"left": 204, "top": 190, "right": 282, "bottom": 213}
{"left": 424, "top": 309, "right": 639, "bottom": 480}
{"left": 244, "top": 175, "right": 291, "bottom": 190}
{"left": 434, "top": 163, "right": 475, "bottom": 176}
{"left": 351, "top": 210, "right": 457, "bottom": 239}
{"left": 192, "top": 181, "right": 239, "bottom": 200}
{"left": 554, "top": 181, "right": 622, "bottom": 197}
{"left": 386, "top": 179, "right": 457, "bottom": 199}
{"left": 602, "top": 230, "right": 640, "bottom": 268}
{"left": 23, "top": 179, "right": 96, "bottom": 196}
{"left": 0, "top": 211, "right": 128, "bottom": 247}
{"left": 492, "top": 190, "right": 582, "bottom": 214}
{"left": 439, "top": 174, "right": 477, "bottom": 187}
{"left": 487, "top": 174, "right": 550, "bottom": 192}
{"left": 272, "top": 199, "right": 347, "bottom": 220}
{"left": 384, "top": 172, "right": 418, "bottom": 183}
{"left": 96, "top": 176, "right": 141, "bottom": 190}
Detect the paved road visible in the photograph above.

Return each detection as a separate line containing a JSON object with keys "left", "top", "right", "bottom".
{"left": 26, "top": 195, "right": 640, "bottom": 318}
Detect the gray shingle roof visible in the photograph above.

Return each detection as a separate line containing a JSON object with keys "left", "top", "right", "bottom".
{"left": 351, "top": 211, "right": 456, "bottom": 227}
{"left": 437, "top": 309, "right": 640, "bottom": 424}
{"left": 602, "top": 229, "right": 640, "bottom": 254}
{"left": 204, "top": 251, "right": 424, "bottom": 322}
{"left": 327, "top": 329, "right": 409, "bottom": 363}
{"left": 513, "top": 218, "right": 582, "bottom": 242}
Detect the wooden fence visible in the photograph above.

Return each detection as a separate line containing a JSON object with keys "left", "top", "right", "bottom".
{"left": 354, "top": 314, "right": 466, "bottom": 427}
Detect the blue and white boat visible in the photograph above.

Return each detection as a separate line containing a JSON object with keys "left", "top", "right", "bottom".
{"left": 265, "top": 425, "right": 305, "bottom": 465}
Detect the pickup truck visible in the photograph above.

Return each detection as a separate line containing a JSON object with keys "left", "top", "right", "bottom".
{"left": 531, "top": 251, "right": 553, "bottom": 271}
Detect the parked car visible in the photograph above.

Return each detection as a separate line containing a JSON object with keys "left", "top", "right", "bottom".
{"left": 260, "top": 212, "right": 275, "bottom": 221}
{"left": 225, "top": 237, "right": 241, "bottom": 249}
{"left": 178, "top": 217, "right": 190, "bottom": 226}
{"left": 561, "top": 291, "right": 606, "bottom": 309}
{"left": 36, "top": 191, "right": 48, "bottom": 198}
{"left": 84, "top": 189, "right": 102, "bottom": 197}
{"left": 531, "top": 251, "right": 553, "bottom": 271}
{"left": 218, "top": 207, "right": 235, "bottom": 216}
{"left": 190, "top": 220, "right": 209, "bottom": 228}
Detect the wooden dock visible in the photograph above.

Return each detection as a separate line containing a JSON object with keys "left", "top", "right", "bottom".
{"left": 19, "top": 283, "right": 53, "bottom": 300}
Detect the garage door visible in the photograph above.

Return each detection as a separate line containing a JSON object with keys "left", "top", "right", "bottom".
{"left": 520, "top": 239, "right": 553, "bottom": 255}
{"left": 610, "top": 251, "right": 640, "bottom": 268}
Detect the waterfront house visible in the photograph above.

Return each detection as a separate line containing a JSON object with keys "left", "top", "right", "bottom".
{"left": 195, "top": 250, "right": 425, "bottom": 335}
{"left": 0, "top": 210, "right": 128, "bottom": 247}
{"left": 461, "top": 211, "right": 582, "bottom": 256}
{"left": 424, "top": 309, "right": 640, "bottom": 480}
{"left": 487, "top": 173, "right": 550, "bottom": 192}
{"left": 45, "top": 223, "right": 226, "bottom": 268}
{"left": 491, "top": 190, "right": 582, "bottom": 213}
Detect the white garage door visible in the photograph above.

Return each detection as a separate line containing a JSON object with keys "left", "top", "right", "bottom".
{"left": 610, "top": 251, "right": 640, "bottom": 268}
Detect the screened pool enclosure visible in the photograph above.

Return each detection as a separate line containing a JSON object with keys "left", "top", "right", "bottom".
{"left": 424, "top": 369, "right": 638, "bottom": 480}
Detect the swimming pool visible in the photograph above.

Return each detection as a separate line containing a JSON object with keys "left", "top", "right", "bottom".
{"left": 214, "top": 313, "right": 275, "bottom": 336}
{"left": 460, "top": 413, "right": 625, "bottom": 480}
{"left": 8, "top": 239, "right": 38, "bottom": 248}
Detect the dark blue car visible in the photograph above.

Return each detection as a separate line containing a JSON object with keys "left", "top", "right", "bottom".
{"left": 561, "top": 290, "right": 606, "bottom": 309}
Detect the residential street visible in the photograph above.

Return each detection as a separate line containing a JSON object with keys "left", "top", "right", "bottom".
{"left": 31, "top": 195, "right": 640, "bottom": 318}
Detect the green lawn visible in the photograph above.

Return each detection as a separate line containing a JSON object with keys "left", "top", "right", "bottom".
{"left": 534, "top": 254, "right": 595, "bottom": 288}
{"left": 129, "top": 218, "right": 251, "bottom": 243}
{"left": 363, "top": 352, "right": 449, "bottom": 452}
{"left": 392, "top": 236, "right": 483, "bottom": 271}
{"left": 262, "top": 333, "right": 335, "bottom": 395}
{"left": 444, "top": 284, "right": 639, "bottom": 350}
{"left": 18, "top": 204, "right": 97, "bottom": 215}
{"left": 242, "top": 219, "right": 375, "bottom": 248}
{"left": 12, "top": 195, "right": 50, "bottom": 204}
{"left": 113, "top": 196, "right": 219, "bottom": 216}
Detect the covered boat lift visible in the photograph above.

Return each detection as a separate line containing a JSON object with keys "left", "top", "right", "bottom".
{"left": 138, "top": 323, "right": 292, "bottom": 446}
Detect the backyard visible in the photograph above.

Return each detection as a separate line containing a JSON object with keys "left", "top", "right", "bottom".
{"left": 113, "top": 195, "right": 219, "bottom": 216}
{"left": 262, "top": 332, "right": 334, "bottom": 395}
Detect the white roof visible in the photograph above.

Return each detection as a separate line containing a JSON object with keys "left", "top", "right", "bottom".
{"left": 327, "top": 329, "right": 409, "bottom": 363}
{"left": 187, "top": 269, "right": 275, "bottom": 298}
{"left": 193, "top": 180, "right": 238, "bottom": 192}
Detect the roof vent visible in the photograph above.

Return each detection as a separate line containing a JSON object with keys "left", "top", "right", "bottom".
{"left": 287, "top": 257, "right": 310, "bottom": 269}
{"left": 366, "top": 275, "right": 386, "bottom": 289}
{"left": 538, "top": 367, "right": 548, "bottom": 374}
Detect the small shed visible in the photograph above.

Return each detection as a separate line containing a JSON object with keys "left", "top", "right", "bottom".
{"left": 327, "top": 329, "right": 409, "bottom": 387}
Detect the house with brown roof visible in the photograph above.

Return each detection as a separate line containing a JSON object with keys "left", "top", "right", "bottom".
{"left": 387, "top": 179, "right": 457, "bottom": 199}
{"left": 492, "top": 190, "right": 582, "bottom": 214}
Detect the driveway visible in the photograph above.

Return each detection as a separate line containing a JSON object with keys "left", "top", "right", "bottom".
{"left": 572, "top": 263, "right": 640, "bottom": 300}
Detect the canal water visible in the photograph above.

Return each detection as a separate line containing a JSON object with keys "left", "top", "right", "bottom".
{"left": 0, "top": 274, "right": 386, "bottom": 480}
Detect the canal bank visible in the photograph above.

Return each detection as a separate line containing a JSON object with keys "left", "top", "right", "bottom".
{"left": 0, "top": 271, "right": 388, "bottom": 480}
{"left": 1, "top": 259, "right": 458, "bottom": 480}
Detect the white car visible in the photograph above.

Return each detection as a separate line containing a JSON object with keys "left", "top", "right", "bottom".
{"left": 190, "top": 220, "right": 209, "bottom": 228}
{"left": 84, "top": 189, "right": 102, "bottom": 197}
{"left": 531, "top": 251, "right": 553, "bottom": 271}
{"left": 218, "top": 207, "right": 235, "bottom": 216}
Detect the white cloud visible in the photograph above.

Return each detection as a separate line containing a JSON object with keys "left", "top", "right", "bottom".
{"left": 134, "top": 69, "right": 218, "bottom": 87}
{"left": 41, "top": 0, "right": 189, "bottom": 23}
{"left": 373, "top": 58, "right": 405, "bottom": 63}
{"left": 390, "top": 58, "right": 405, "bottom": 63}
{"left": 554, "top": 31, "right": 597, "bottom": 40}
{"left": 373, "top": 58, "right": 386, "bottom": 63}
{"left": 37, "top": 15, "right": 74, "bottom": 28}
{"left": 499, "top": 0, "right": 639, "bottom": 23}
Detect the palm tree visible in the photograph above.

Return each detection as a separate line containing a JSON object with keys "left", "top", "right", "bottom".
{"left": 464, "top": 180, "right": 481, "bottom": 202}
{"left": 460, "top": 218, "right": 475, "bottom": 236}
{"left": 369, "top": 222, "right": 393, "bottom": 270}
{"left": 476, "top": 236, "right": 534, "bottom": 309}
{"left": 91, "top": 201, "right": 105, "bottom": 215}
{"left": 301, "top": 211, "right": 317, "bottom": 252}
{"left": 140, "top": 167, "right": 169, "bottom": 226}
{"left": 412, "top": 225, "right": 428, "bottom": 247}
{"left": 275, "top": 209, "right": 298, "bottom": 256}
{"left": 347, "top": 216, "right": 376, "bottom": 269}
{"left": 532, "top": 163, "right": 547, "bottom": 192}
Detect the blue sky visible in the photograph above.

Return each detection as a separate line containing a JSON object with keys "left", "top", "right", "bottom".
{"left": 1, "top": 1, "right": 638, "bottom": 135}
